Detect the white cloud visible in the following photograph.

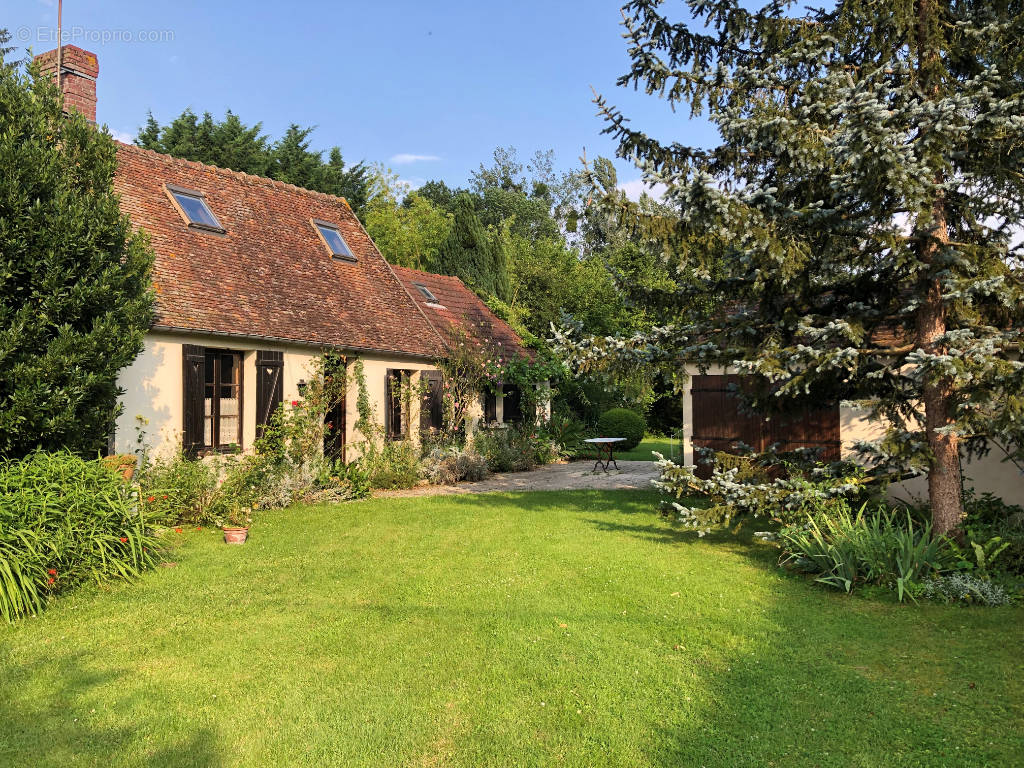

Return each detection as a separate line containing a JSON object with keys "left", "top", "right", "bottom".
{"left": 618, "top": 178, "right": 667, "bottom": 202}
{"left": 389, "top": 153, "right": 440, "bottom": 165}
{"left": 108, "top": 128, "right": 135, "bottom": 144}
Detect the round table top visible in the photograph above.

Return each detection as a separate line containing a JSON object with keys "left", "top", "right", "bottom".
{"left": 584, "top": 437, "right": 626, "bottom": 444}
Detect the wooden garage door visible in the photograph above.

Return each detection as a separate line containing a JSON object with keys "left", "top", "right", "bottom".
{"left": 691, "top": 375, "right": 840, "bottom": 462}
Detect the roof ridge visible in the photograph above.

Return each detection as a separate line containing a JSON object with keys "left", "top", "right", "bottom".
{"left": 114, "top": 141, "right": 351, "bottom": 207}
{"left": 390, "top": 264, "right": 465, "bottom": 283}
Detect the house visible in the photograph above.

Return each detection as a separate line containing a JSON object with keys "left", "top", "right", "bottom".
{"left": 675, "top": 364, "right": 1021, "bottom": 503}
{"left": 391, "top": 266, "right": 550, "bottom": 426}
{"left": 35, "top": 45, "right": 538, "bottom": 459}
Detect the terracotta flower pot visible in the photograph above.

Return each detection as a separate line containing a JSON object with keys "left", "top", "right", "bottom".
{"left": 223, "top": 527, "right": 249, "bottom": 545}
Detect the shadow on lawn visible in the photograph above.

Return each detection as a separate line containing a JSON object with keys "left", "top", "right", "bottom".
{"left": 489, "top": 491, "right": 1010, "bottom": 767}
{"left": 0, "top": 650, "right": 221, "bottom": 768}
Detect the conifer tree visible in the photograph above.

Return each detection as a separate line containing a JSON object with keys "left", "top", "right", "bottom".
{"left": 433, "top": 192, "right": 512, "bottom": 301}
{"left": 136, "top": 112, "right": 372, "bottom": 216}
{"left": 0, "top": 33, "right": 155, "bottom": 457}
{"left": 562, "top": 1, "right": 1024, "bottom": 535}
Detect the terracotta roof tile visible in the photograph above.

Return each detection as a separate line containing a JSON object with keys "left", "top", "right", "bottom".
{"left": 391, "top": 266, "right": 532, "bottom": 359}
{"left": 113, "top": 143, "right": 444, "bottom": 357}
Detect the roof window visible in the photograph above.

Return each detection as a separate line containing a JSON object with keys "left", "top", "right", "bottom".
{"left": 413, "top": 283, "right": 441, "bottom": 304}
{"left": 166, "top": 185, "right": 224, "bottom": 232}
{"left": 313, "top": 220, "right": 356, "bottom": 261}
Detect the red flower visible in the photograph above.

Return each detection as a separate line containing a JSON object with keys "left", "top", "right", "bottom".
{"left": 291, "top": 400, "right": 299, "bottom": 407}
{"left": 175, "top": 527, "right": 182, "bottom": 534}
{"left": 195, "top": 526, "right": 202, "bottom": 531}
{"left": 47, "top": 569, "right": 57, "bottom": 576}
{"left": 119, "top": 537, "right": 127, "bottom": 543}
{"left": 162, "top": 494, "right": 168, "bottom": 500}
{"left": 147, "top": 496, "right": 156, "bottom": 502}
{"left": 47, "top": 577, "right": 55, "bottom": 585}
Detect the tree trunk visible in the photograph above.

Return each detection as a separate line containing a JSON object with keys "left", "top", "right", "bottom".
{"left": 916, "top": 276, "right": 963, "bottom": 537}
{"left": 914, "top": 0, "right": 964, "bottom": 538}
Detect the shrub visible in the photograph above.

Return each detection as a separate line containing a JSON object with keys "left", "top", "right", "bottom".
{"left": 0, "top": 452, "right": 159, "bottom": 622}
{"left": 539, "top": 414, "right": 587, "bottom": 459}
{"left": 421, "top": 445, "right": 489, "bottom": 485}
{"left": 473, "top": 426, "right": 538, "bottom": 473}
{"left": 918, "top": 572, "right": 1011, "bottom": 606}
{"left": 0, "top": 41, "right": 155, "bottom": 459}
{"left": 360, "top": 441, "right": 422, "bottom": 490}
{"left": 779, "top": 504, "right": 953, "bottom": 601}
{"left": 961, "top": 490, "right": 1024, "bottom": 578}
{"left": 596, "top": 408, "right": 646, "bottom": 450}
{"left": 136, "top": 448, "right": 220, "bottom": 525}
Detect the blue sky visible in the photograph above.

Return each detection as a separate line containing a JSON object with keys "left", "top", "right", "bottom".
{"left": 9, "top": 1, "right": 718, "bottom": 194}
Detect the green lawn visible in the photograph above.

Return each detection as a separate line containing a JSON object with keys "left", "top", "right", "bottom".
{"left": 2, "top": 490, "right": 1021, "bottom": 767}
{"left": 614, "top": 434, "right": 680, "bottom": 461}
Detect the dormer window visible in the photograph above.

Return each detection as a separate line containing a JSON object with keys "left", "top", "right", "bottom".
{"left": 313, "top": 219, "right": 356, "bottom": 261}
{"left": 166, "top": 185, "right": 224, "bottom": 232}
{"left": 413, "top": 282, "right": 444, "bottom": 307}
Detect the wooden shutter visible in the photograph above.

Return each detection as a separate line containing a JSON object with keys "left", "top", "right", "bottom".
{"left": 484, "top": 392, "right": 497, "bottom": 424}
{"left": 255, "top": 351, "right": 284, "bottom": 439}
{"left": 420, "top": 371, "right": 443, "bottom": 433}
{"left": 182, "top": 344, "right": 205, "bottom": 454}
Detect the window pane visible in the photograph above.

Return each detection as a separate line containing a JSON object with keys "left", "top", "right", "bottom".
{"left": 217, "top": 353, "right": 240, "bottom": 446}
{"left": 316, "top": 224, "right": 354, "bottom": 258}
{"left": 220, "top": 353, "right": 236, "bottom": 385}
{"left": 204, "top": 391, "right": 213, "bottom": 447}
{"left": 173, "top": 191, "right": 221, "bottom": 229}
{"left": 414, "top": 283, "right": 439, "bottom": 303}
{"left": 219, "top": 392, "right": 239, "bottom": 445}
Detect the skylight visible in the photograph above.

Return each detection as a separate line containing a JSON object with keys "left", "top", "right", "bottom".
{"left": 413, "top": 283, "right": 440, "bottom": 304}
{"left": 167, "top": 186, "right": 223, "bottom": 231}
{"left": 314, "top": 220, "right": 356, "bottom": 260}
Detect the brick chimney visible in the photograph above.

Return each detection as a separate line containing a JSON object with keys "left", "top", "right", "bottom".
{"left": 34, "top": 45, "right": 99, "bottom": 123}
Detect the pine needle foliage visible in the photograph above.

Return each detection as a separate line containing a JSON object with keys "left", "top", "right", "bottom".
{"left": 558, "top": 1, "right": 1024, "bottom": 534}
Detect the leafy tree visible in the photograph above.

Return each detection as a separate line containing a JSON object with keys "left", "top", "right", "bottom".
{"left": 365, "top": 192, "right": 453, "bottom": 270}
{"left": 415, "top": 179, "right": 461, "bottom": 213}
{"left": 0, "top": 34, "right": 155, "bottom": 457}
{"left": 565, "top": 0, "right": 1024, "bottom": 535}
{"left": 136, "top": 111, "right": 372, "bottom": 216}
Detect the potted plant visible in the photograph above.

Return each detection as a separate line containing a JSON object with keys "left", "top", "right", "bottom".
{"left": 223, "top": 506, "right": 252, "bottom": 544}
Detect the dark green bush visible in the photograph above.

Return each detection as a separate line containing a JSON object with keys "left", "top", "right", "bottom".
{"left": 0, "top": 43, "right": 155, "bottom": 458}
{"left": 596, "top": 408, "right": 647, "bottom": 451}
{"left": 0, "top": 451, "right": 159, "bottom": 622}
{"left": 961, "top": 490, "right": 1024, "bottom": 578}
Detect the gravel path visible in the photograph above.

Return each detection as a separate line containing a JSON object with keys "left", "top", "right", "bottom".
{"left": 375, "top": 460, "right": 660, "bottom": 498}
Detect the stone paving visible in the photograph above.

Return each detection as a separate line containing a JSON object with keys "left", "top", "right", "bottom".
{"left": 375, "top": 459, "right": 660, "bottom": 498}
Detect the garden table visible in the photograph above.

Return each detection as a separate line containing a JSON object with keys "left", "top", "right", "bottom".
{"left": 584, "top": 437, "right": 625, "bottom": 473}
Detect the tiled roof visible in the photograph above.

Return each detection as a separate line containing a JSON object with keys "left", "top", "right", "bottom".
{"left": 113, "top": 143, "right": 444, "bottom": 358}
{"left": 391, "top": 266, "right": 532, "bottom": 359}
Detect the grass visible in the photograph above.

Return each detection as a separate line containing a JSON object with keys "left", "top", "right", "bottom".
{"left": 1, "top": 490, "right": 1021, "bottom": 767}
{"left": 614, "top": 434, "right": 680, "bottom": 461}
